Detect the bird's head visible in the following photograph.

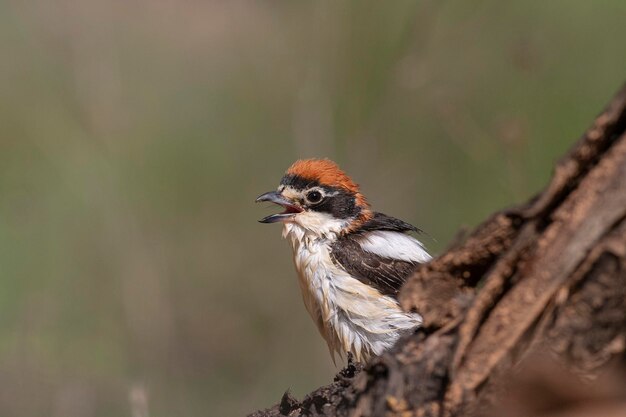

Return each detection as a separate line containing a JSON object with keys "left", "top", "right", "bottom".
{"left": 256, "top": 159, "right": 372, "bottom": 234}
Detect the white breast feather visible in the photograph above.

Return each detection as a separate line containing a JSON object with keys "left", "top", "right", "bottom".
{"left": 357, "top": 230, "right": 431, "bottom": 263}
{"left": 282, "top": 221, "right": 424, "bottom": 362}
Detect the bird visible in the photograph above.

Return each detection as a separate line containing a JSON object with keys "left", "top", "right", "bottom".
{"left": 256, "top": 158, "right": 431, "bottom": 363}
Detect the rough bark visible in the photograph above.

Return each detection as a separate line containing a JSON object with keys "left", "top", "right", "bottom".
{"left": 249, "top": 85, "right": 626, "bottom": 417}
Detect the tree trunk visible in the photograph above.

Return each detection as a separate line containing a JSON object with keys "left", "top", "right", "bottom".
{"left": 249, "top": 85, "right": 626, "bottom": 417}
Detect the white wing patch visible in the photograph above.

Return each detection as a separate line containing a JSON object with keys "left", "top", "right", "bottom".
{"left": 357, "top": 231, "right": 432, "bottom": 263}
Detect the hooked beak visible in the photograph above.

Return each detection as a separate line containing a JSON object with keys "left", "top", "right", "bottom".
{"left": 255, "top": 191, "right": 303, "bottom": 223}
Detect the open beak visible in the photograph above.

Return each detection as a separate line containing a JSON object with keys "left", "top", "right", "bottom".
{"left": 255, "top": 191, "right": 303, "bottom": 223}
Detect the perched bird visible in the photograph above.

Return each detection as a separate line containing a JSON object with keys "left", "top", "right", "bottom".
{"left": 256, "top": 159, "right": 431, "bottom": 362}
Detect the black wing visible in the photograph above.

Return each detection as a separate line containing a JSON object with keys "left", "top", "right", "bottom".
{"left": 330, "top": 234, "right": 419, "bottom": 298}
{"left": 358, "top": 212, "right": 420, "bottom": 233}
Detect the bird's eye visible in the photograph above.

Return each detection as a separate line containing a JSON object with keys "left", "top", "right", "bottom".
{"left": 306, "top": 190, "right": 323, "bottom": 204}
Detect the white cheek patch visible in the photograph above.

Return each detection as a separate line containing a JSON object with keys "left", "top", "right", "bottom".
{"left": 357, "top": 231, "right": 431, "bottom": 263}
{"left": 293, "top": 211, "right": 349, "bottom": 237}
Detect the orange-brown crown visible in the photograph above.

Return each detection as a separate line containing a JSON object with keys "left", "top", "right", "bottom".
{"left": 286, "top": 159, "right": 371, "bottom": 212}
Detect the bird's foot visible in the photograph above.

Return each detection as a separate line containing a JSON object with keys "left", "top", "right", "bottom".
{"left": 334, "top": 352, "right": 362, "bottom": 384}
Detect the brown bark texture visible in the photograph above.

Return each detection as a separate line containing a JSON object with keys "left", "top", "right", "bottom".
{"left": 249, "top": 85, "right": 626, "bottom": 417}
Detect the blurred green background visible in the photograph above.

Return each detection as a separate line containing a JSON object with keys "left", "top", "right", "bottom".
{"left": 1, "top": 1, "right": 625, "bottom": 416}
